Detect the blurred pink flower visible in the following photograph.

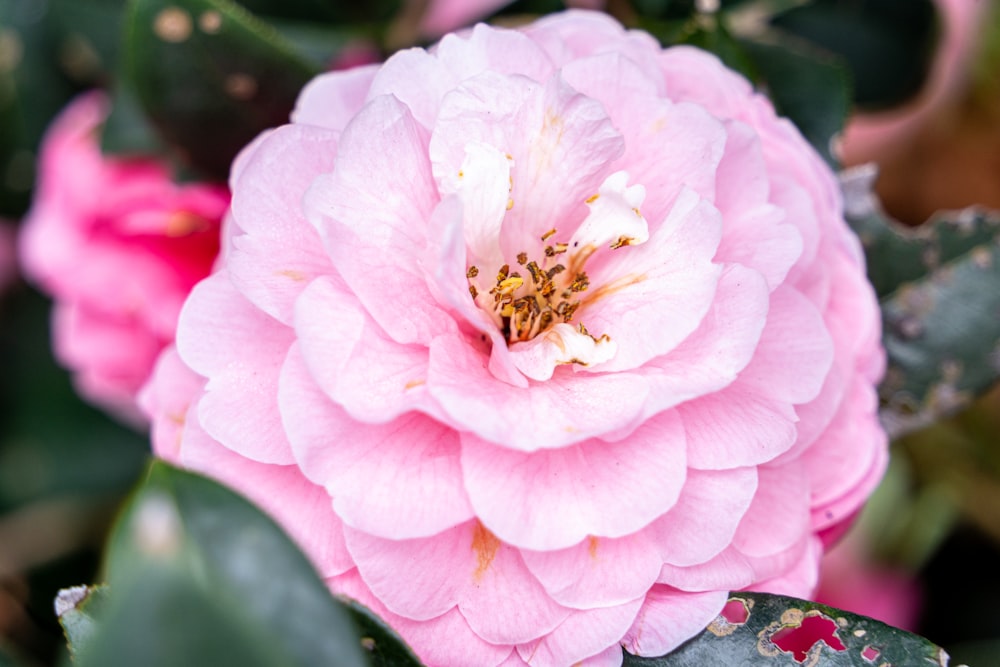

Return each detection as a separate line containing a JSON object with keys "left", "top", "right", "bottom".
{"left": 20, "top": 93, "right": 228, "bottom": 424}
{"left": 144, "top": 11, "right": 886, "bottom": 665}
{"left": 816, "top": 528, "right": 922, "bottom": 632}
{"left": 840, "top": 0, "right": 986, "bottom": 166}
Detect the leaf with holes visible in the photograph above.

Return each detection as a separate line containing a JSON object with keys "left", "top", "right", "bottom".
{"left": 622, "top": 591, "right": 949, "bottom": 666}
{"left": 67, "top": 461, "right": 395, "bottom": 667}
{"left": 124, "top": 0, "right": 319, "bottom": 178}
{"left": 841, "top": 166, "right": 1000, "bottom": 437}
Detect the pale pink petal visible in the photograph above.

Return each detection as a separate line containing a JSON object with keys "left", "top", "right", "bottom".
{"left": 294, "top": 276, "right": 437, "bottom": 422}
{"left": 419, "top": 0, "right": 510, "bottom": 37}
{"left": 622, "top": 587, "right": 728, "bottom": 658}
{"left": 747, "top": 535, "right": 823, "bottom": 599}
{"left": 521, "top": 534, "right": 662, "bottom": 609}
{"left": 139, "top": 346, "right": 203, "bottom": 461}
{"left": 434, "top": 24, "right": 555, "bottom": 82}
{"left": 292, "top": 65, "right": 379, "bottom": 131}
{"left": 518, "top": 599, "right": 642, "bottom": 667}
{"left": 657, "top": 548, "right": 755, "bottom": 593}
{"left": 366, "top": 48, "right": 457, "bottom": 130}
{"left": 428, "top": 333, "right": 650, "bottom": 451}
{"left": 713, "top": 120, "right": 803, "bottom": 290}
{"left": 580, "top": 188, "right": 723, "bottom": 373}
{"left": 176, "top": 272, "right": 295, "bottom": 464}
{"left": 648, "top": 467, "right": 758, "bottom": 567}
{"left": 279, "top": 344, "right": 473, "bottom": 538}
{"left": 344, "top": 522, "right": 571, "bottom": 644}
{"left": 680, "top": 384, "right": 798, "bottom": 470}
{"left": 331, "top": 569, "right": 514, "bottom": 666}
{"left": 732, "top": 462, "right": 810, "bottom": 558}
{"left": 179, "top": 411, "right": 353, "bottom": 577}
{"left": 639, "top": 264, "right": 769, "bottom": 415}
{"left": 305, "top": 95, "right": 451, "bottom": 345}
{"left": 461, "top": 410, "right": 686, "bottom": 550}
{"left": 737, "top": 285, "right": 833, "bottom": 405}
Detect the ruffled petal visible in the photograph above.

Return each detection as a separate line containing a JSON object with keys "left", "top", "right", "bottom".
{"left": 461, "top": 410, "right": 686, "bottom": 550}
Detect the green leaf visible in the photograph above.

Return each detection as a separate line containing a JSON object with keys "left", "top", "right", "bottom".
{"left": 344, "top": 600, "right": 424, "bottom": 667}
{"left": 843, "top": 166, "right": 1000, "bottom": 300}
{"left": 841, "top": 166, "right": 1000, "bottom": 436}
{"left": 71, "top": 461, "right": 374, "bottom": 667}
{"left": 769, "top": 0, "right": 937, "bottom": 110}
{"left": 739, "top": 35, "right": 850, "bottom": 167}
{"left": 124, "top": 0, "right": 320, "bottom": 178}
{"left": 622, "top": 591, "right": 948, "bottom": 665}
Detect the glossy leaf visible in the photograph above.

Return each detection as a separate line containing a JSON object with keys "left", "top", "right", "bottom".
{"left": 740, "top": 36, "right": 850, "bottom": 167}
{"left": 770, "top": 0, "right": 937, "bottom": 110}
{"left": 842, "top": 166, "right": 1000, "bottom": 436}
{"left": 344, "top": 600, "right": 424, "bottom": 667}
{"left": 623, "top": 591, "right": 948, "bottom": 665}
{"left": 71, "top": 461, "right": 372, "bottom": 667}
{"left": 124, "top": 0, "right": 319, "bottom": 178}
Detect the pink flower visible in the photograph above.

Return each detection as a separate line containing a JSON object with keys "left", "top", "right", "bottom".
{"left": 20, "top": 93, "right": 229, "bottom": 423}
{"left": 815, "top": 527, "right": 921, "bottom": 632}
{"left": 143, "top": 10, "right": 886, "bottom": 665}
{"left": 839, "top": 0, "right": 986, "bottom": 166}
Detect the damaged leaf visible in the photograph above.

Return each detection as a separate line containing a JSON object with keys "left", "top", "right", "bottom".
{"left": 623, "top": 591, "right": 948, "bottom": 666}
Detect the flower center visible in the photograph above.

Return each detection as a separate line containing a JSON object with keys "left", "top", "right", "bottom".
{"left": 468, "top": 227, "right": 604, "bottom": 344}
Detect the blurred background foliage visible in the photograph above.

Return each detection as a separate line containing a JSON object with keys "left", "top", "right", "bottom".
{"left": 1, "top": 0, "right": 1000, "bottom": 665}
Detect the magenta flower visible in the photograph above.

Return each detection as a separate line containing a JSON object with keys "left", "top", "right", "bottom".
{"left": 143, "top": 11, "right": 886, "bottom": 664}
{"left": 20, "top": 93, "right": 229, "bottom": 423}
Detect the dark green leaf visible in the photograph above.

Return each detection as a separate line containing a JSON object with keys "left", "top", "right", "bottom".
{"left": 843, "top": 166, "right": 1000, "bottom": 299}
{"left": 740, "top": 36, "right": 850, "bottom": 167}
{"left": 72, "top": 462, "right": 372, "bottom": 667}
{"left": 124, "top": 0, "right": 319, "bottom": 178}
{"left": 344, "top": 600, "right": 424, "bottom": 667}
{"left": 770, "top": 0, "right": 937, "bottom": 110}
{"left": 622, "top": 591, "right": 948, "bottom": 665}
{"left": 841, "top": 166, "right": 1000, "bottom": 436}
{"left": 681, "top": 20, "right": 758, "bottom": 82}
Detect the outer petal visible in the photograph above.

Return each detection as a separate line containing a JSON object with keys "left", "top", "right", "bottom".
{"left": 331, "top": 569, "right": 514, "bottom": 667}
{"left": 292, "top": 65, "right": 379, "bottom": 131}
{"left": 731, "top": 462, "right": 811, "bottom": 558}
{"left": 279, "top": 344, "right": 473, "bottom": 539}
{"left": 139, "top": 346, "right": 204, "bottom": 461}
{"left": 647, "top": 467, "right": 758, "bottom": 567}
{"left": 521, "top": 533, "right": 662, "bottom": 609}
{"left": 518, "top": 599, "right": 642, "bottom": 667}
{"left": 622, "top": 586, "right": 728, "bottom": 658}
{"left": 343, "top": 522, "right": 571, "bottom": 644}
{"left": 179, "top": 411, "right": 353, "bottom": 578}
{"left": 176, "top": 272, "right": 295, "bottom": 464}
{"left": 461, "top": 410, "right": 686, "bottom": 550}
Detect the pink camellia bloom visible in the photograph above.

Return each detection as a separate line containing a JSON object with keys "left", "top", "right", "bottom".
{"left": 143, "top": 10, "right": 886, "bottom": 665}
{"left": 20, "top": 93, "right": 229, "bottom": 423}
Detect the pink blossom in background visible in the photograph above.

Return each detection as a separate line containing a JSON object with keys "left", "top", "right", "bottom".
{"left": 816, "top": 527, "right": 922, "bottom": 632}
{"left": 20, "top": 93, "right": 229, "bottom": 424}
{"left": 839, "top": 0, "right": 986, "bottom": 166}
{"left": 143, "top": 10, "right": 886, "bottom": 665}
